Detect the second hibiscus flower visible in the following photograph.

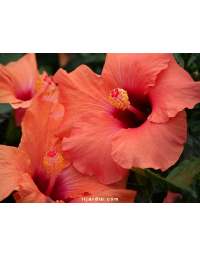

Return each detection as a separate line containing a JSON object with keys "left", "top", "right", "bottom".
{"left": 54, "top": 53, "right": 200, "bottom": 184}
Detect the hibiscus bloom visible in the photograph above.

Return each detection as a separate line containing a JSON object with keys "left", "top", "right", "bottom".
{"left": 54, "top": 53, "right": 200, "bottom": 184}
{"left": 0, "top": 94, "right": 136, "bottom": 203}
{"left": 163, "top": 191, "right": 182, "bottom": 203}
{"left": 0, "top": 53, "right": 63, "bottom": 126}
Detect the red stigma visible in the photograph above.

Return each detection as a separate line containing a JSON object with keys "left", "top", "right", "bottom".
{"left": 111, "top": 89, "right": 119, "bottom": 98}
{"left": 48, "top": 81, "right": 51, "bottom": 85}
{"left": 50, "top": 75, "right": 53, "bottom": 79}
{"left": 47, "top": 150, "right": 57, "bottom": 157}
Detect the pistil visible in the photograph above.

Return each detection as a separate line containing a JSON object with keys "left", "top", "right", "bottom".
{"left": 109, "top": 88, "right": 147, "bottom": 122}
{"left": 37, "top": 75, "right": 57, "bottom": 96}
{"left": 43, "top": 150, "right": 64, "bottom": 197}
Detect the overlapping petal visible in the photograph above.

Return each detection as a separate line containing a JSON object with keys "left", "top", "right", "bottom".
{"left": 0, "top": 146, "right": 31, "bottom": 201}
{"left": 111, "top": 110, "right": 187, "bottom": 171}
{"left": 53, "top": 65, "right": 114, "bottom": 137}
{"left": 62, "top": 111, "right": 129, "bottom": 184}
{"left": 101, "top": 53, "right": 172, "bottom": 107}
{"left": 13, "top": 173, "right": 46, "bottom": 203}
{"left": 148, "top": 57, "right": 200, "bottom": 123}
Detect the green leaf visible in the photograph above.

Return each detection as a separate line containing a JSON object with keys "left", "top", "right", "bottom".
{"left": 0, "top": 103, "right": 12, "bottom": 115}
{"left": 193, "top": 173, "right": 200, "bottom": 181}
{"left": 166, "top": 157, "right": 200, "bottom": 187}
{"left": 0, "top": 53, "right": 25, "bottom": 65}
{"left": 4, "top": 111, "right": 22, "bottom": 146}
{"left": 190, "top": 121, "right": 200, "bottom": 134}
{"left": 135, "top": 173, "right": 149, "bottom": 185}
{"left": 65, "top": 54, "right": 106, "bottom": 74}
{"left": 38, "top": 65, "right": 53, "bottom": 76}
{"left": 177, "top": 134, "right": 200, "bottom": 164}
{"left": 173, "top": 53, "right": 184, "bottom": 68}
{"left": 181, "top": 53, "right": 193, "bottom": 61}
{"left": 131, "top": 158, "right": 200, "bottom": 198}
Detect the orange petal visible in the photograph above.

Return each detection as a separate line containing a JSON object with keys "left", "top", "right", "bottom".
{"left": 0, "top": 146, "right": 31, "bottom": 201}
{"left": 0, "top": 64, "right": 19, "bottom": 105}
{"left": 69, "top": 189, "right": 137, "bottom": 203}
{"left": 163, "top": 191, "right": 182, "bottom": 203}
{"left": 19, "top": 93, "right": 71, "bottom": 181}
{"left": 62, "top": 111, "right": 129, "bottom": 184}
{"left": 13, "top": 173, "right": 46, "bottom": 203}
{"left": 101, "top": 53, "right": 172, "bottom": 103}
{"left": 107, "top": 172, "right": 130, "bottom": 189}
{"left": 50, "top": 101, "right": 64, "bottom": 118}
{"left": 53, "top": 66, "right": 114, "bottom": 138}
{"left": 58, "top": 53, "right": 71, "bottom": 67}
{"left": 148, "top": 57, "right": 200, "bottom": 123}
{"left": 111, "top": 110, "right": 187, "bottom": 171}
{"left": 48, "top": 89, "right": 64, "bottom": 118}
{"left": 0, "top": 53, "right": 39, "bottom": 109}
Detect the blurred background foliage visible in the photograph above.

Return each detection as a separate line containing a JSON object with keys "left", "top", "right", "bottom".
{"left": 0, "top": 53, "right": 200, "bottom": 203}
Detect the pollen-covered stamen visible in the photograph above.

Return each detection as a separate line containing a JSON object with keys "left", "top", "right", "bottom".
{"left": 109, "top": 88, "right": 147, "bottom": 122}
{"left": 43, "top": 150, "right": 64, "bottom": 197}
{"left": 109, "top": 88, "right": 130, "bottom": 110}
{"left": 36, "top": 75, "right": 57, "bottom": 96}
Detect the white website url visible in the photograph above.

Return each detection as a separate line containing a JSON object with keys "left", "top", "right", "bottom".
{"left": 82, "top": 197, "right": 118, "bottom": 202}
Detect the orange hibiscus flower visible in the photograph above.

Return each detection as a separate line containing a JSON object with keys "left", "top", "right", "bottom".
{"left": 54, "top": 53, "right": 200, "bottom": 184}
{"left": 0, "top": 53, "right": 63, "bottom": 126}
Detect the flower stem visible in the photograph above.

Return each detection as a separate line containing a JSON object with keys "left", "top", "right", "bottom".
{"left": 143, "top": 186, "right": 153, "bottom": 203}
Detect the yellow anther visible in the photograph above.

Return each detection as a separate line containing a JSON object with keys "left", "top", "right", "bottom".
{"left": 109, "top": 88, "right": 130, "bottom": 110}
{"left": 43, "top": 151, "right": 64, "bottom": 177}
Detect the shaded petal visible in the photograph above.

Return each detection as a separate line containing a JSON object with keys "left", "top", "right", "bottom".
{"left": 69, "top": 189, "right": 137, "bottom": 203}
{"left": 101, "top": 53, "right": 172, "bottom": 105}
{"left": 50, "top": 101, "right": 64, "bottom": 118}
{"left": 58, "top": 53, "right": 71, "bottom": 67}
{"left": 13, "top": 173, "right": 46, "bottom": 203}
{"left": 163, "top": 191, "right": 182, "bottom": 203}
{"left": 53, "top": 66, "right": 114, "bottom": 137}
{"left": 0, "top": 146, "right": 31, "bottom": 201}
{"left": 14, "top": 107, "right": 28, "bottom": 127}
{"left": 111, "top": 110, "right": 187, "bottom": 171}
{"left": 62, "top": 111, "right": 129, "bottom": 184}
{"left": 48, "top": 89, "right": 64, "bottom": 118}
{"left": 51, "top": 164, "right": 116, "bottom": 200}
{"left": 148, "top": 57, "right": 200, "bottom": 123}
{"left": 107, "top": 172, "right": 130, "bottom": 189}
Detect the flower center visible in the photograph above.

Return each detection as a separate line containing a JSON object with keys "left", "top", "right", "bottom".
{"left": 37, "top": 75, "right": 57, "bottom": 96}
{"left": 43, "top": 150, "right": 64, "bottom": 197}
{"left": 109, "top": 88, "right": 147, "bottom": 122}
